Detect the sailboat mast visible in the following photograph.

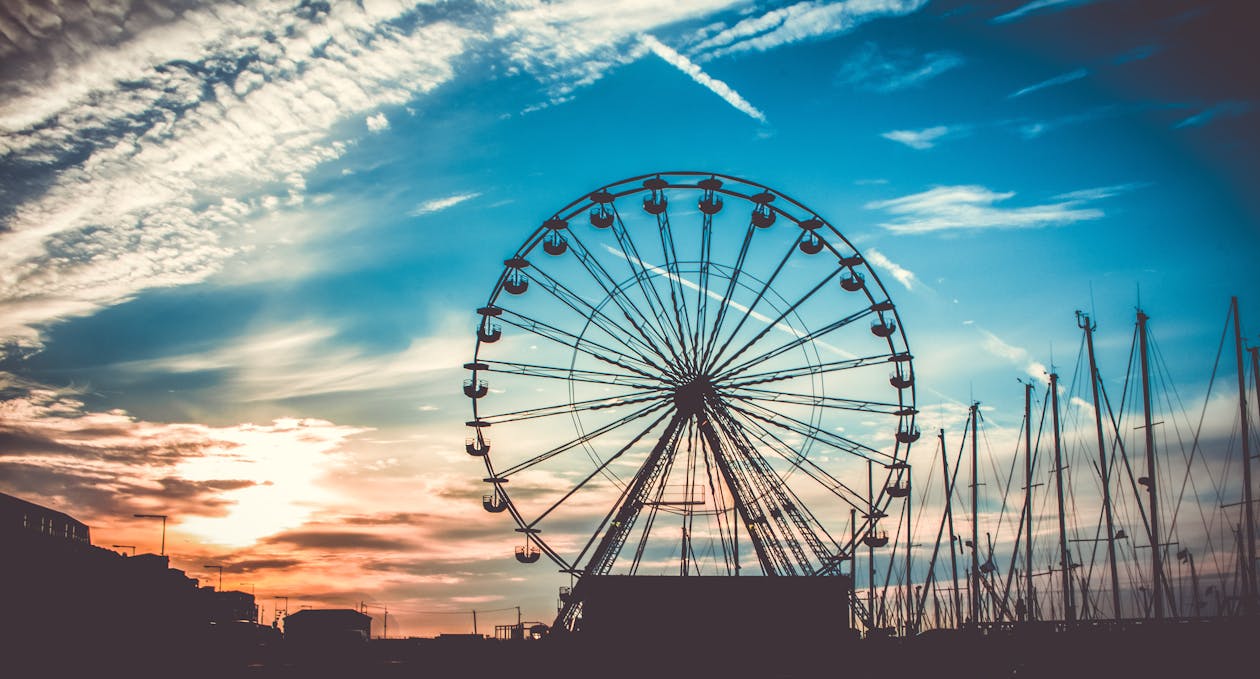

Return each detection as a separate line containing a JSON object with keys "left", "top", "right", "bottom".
{"left": 905, "top": 466, "right": 914, "bottom": 635}
{"left": 1050, "top": 371, "right": 1075, "bottom": 622}
{"left": 1137, "top": 309, "right": 1164, "bottom": 619}
{"left": 970, "top": 402, "right": 981, "bottom": 626}
{"left": 941, "top": 428, "right": 962, "bottom": 629}
{"left": 1023, "top": 382, "right": 1036, "bottom": 621}
{"left": 1231, "top": 297, "right": 1256, "bottom": 612}
{"left": 1079, "top": 311, "right": 1122, "bottom": 619}
{"left": 867, "top": 459, "right": 877, "bottom": 631}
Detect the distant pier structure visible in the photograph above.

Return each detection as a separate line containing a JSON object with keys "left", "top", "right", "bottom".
{"left": 464, "top": 172, "right": 915, "bottom": 635}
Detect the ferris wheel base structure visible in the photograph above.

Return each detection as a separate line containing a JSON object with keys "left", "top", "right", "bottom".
{"left": 576, "top": 574, "right": 854, "bottom": 645}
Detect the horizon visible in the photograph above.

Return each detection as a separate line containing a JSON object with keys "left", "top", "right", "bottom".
{"left": 1, "top": 0, "right": 1257, "bottom": 637}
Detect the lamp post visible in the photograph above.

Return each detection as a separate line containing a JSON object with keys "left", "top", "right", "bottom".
{"left": 133, "top": 513, "right": 168, "bottom": 555}
{"left": 112, "top": 544, "right": 136, "bottom": 556}
{"left": 204, "top": 564, "right": 223, "bottom": 591}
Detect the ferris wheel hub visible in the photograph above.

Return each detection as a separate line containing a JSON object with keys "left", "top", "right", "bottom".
{"left": 674, "top": 375, "right": 716, "bottom": 416}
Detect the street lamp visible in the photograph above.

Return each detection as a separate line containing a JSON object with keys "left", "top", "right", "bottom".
{"left": 204, "top": 564, "right": 223, "bottom": 591}
{"left": 112, "top": 544, "right": 136, "bottom": 556}
{"left": 133, "top": 513, "right": 168, "bottom": 555}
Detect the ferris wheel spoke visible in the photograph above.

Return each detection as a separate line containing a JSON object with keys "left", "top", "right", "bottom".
{"left": 496, "top": 399, "right": 672, "bottom": 479}
{"left": 479, "top": 389, "right": 668, "bottom": 425}
{"left": 647, "top": 205, "right": 696, "bottom": 368}
{"left": 704, "top": 233, "right": 801, "bottom": 375}
{"left": 697, "top": 425, "right": 737, "bottom": 574}
{"left": 723, "top": 386, "right": 908, "bottom": 415}
{"left": 691, "top": 209, "right": 715, "bottom": 368}
{"left": 521, "top": 266, "right": 676, "bottom": 375}
{"left": 715, "top": 305, "right": 875, "bottom": 382}
{"left": 706, "top": 408, "right": 826, "bottom": 573}
{"left": 699, "top": 221, "right": 758, "bottom": 371}
{"left": 710, "top": 407, "right": 844, "bottom": 567}
{"left": 477, "top": 360, "right": 666, "bottom": 391}
{"left": 721, "top": 403, "right": 870, "bottom": 511}
{"left": 574, "top": 410, "right": 690, "bottom": 576}
{"left": 561, "top": 229, "right": 690, "bottom": 372}
{"left": 726, "top": 353, "right": 899, "bottom": 389}
{"left": 524, "top": 406, "right": 677, "bottom": 530}
{"left": 610, "top": 205, "right": 693, "bottom": 367}
{"left": 709, "top": 266, "right": 844, "bottom": 378}
{"left": 724, "top": 398, "right": 893, "bottom": 463}
{"left": 497, "top": 309, "right": 663, "bottom": 379}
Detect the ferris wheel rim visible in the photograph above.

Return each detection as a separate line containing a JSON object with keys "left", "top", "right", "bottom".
{"left": 465, "top": 171, "right": 919, "bottom": 578}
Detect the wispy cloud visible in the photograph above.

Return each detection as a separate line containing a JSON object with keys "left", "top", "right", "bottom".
{"left": 864, "top": 247, "right": 926, "bottom": 292}
{"left": 1174, "top": 101, "right": 1254, "bottom": 129}
{"left": 409, "top": 192, "right": 482, "bottom": 217}
{"left": 0, "top": 372, "right": 365, "bottom": 547}
{"left": 366, "top": 112, "right": 390, "bottom": 133}
{"left": 116, "top": 318, "right": 469, "bottom": 403}
{"left": 977, "top": 329, "right": 1050, "bottom": 384}
{"left": 837, "top": 42, "right": 964, "bottom": 92}
{"left": 640, "top": 34, "right": 767, "bottom": 124}
{"left": 992, "top": 0, "right": 1100, "bottom": 24}
{"left": 881, "top": 125, "right": 952, "bottom": 150}
{"left": 866, "top": 185, "right": 1112, "bottom": 234}
{"left": 690, "top": 0, "right": 928, "bottom": 61}
{"left": 1009, "top": 68, "right": 1089, "bottom": 98}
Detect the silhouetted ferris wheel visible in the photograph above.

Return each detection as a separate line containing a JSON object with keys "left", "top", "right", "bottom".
{"left": 463, "top": 172, "right": 916, "bottom": 629}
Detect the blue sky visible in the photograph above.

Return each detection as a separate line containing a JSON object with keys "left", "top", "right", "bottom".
{"left": 1, "top": 0, "right": 1257, "bottom": 634}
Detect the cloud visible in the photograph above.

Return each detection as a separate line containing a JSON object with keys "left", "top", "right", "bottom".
{"left": 991, "top": 0, "right": 1100, "bottom": 24}
{"left": 409, "top": 192, "right": 482, "bottom": 217}
{"left": 0, "top": 2, "right": 473, "bottom": 352}
{"left": 365, "top": 112, "right": 390, "bottom": 133}
{"left": 1009, "top": 68, "right": 1089, "bottom": 98}
{"left": 640, "top": 34, "right": 767, "bottom": 124}
{"left": 881, "top": 125, "right": 951, "bottom": 150}
{"left": 0, "top": 372, "right": 365, "bottom": 547}
{"left": 114, "top": 317, "right": 470, "bottom": 402}
{"left": 866, "top": 184, "right": 1109, "bottom": 234}
{"left": 863, "top": 247, "right": 926, "bottom": 292}
{"left": 689, "top": 0, "right": 929, "bottom": 61}
{"left": 836, "top": 42, "right": 964, "bottom": 92}
{"left": 977, "top": 330, "right": 1050, "bottom": 384}
{"left": 265, "top": 530, "right": 412, "bottom": 552}
{"left": 1174, "top": 101, "right": 1254, "bottom": 129}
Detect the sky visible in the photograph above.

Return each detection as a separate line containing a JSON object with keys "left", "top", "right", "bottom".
{"left": 1, "top": 0, "right": 1258, "bottom": 636}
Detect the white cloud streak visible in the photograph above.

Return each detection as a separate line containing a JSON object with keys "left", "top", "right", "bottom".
{"left": 409, "top": 192, "right": 482, "bottom": 217}
{"left": 866, "top": 185, "right": 1108, "bottom": 235}
{"left": 881, "top": 125, "right": 951, "bottom": 150}
{"left": 836, "top": 43, "right": 964, "bottom": 92}
{"left": 992, "top": 0, "right": 1099, "bottom": 24}
{"left": 689, "top": 0, "right": 928, "bottom": 61}
{"left": 1009, "top": 68, "right": 1089, "bottom": 98}
{"left": 640, "top": 34, "right": 767, "bottom": 124}
{"left": 864, "top": 247, "right": 925, "bottom": 292}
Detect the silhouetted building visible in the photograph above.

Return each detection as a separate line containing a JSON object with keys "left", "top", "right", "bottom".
{"left": 284, "top": 609, "right": 372, "bottom": 644}
{"left": 578, "top": 575, "right": 853, "bottom": 646}
{"left": 0, "top": 492, "right": 267, "bottom": 674}
{"left": 0, "top": 491, "right": 90, "bottom": 544}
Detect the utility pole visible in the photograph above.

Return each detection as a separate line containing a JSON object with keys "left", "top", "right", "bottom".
{"left": 1231, "top": 298, "right": 1256, "bottom": 612}
{"left": 1078, "top": 311, "right": 1123, "bottom": 619}
{"left": 1137, "top": 309, "right": 1164, "bottom": 619}
{"left": 1050, "top": 372, "right": 1075, "bottom": 622}
{"left": 133, "top": 513, "right": 168, "bottom": 555}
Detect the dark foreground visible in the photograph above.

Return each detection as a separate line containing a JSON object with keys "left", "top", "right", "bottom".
{"left": 6, "top": 618, "right": 1257, "bottom": 679}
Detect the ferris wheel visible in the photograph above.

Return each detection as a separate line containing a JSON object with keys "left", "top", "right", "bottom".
{"left": 463, "top": 172, "right": 917, "bottom": 628}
